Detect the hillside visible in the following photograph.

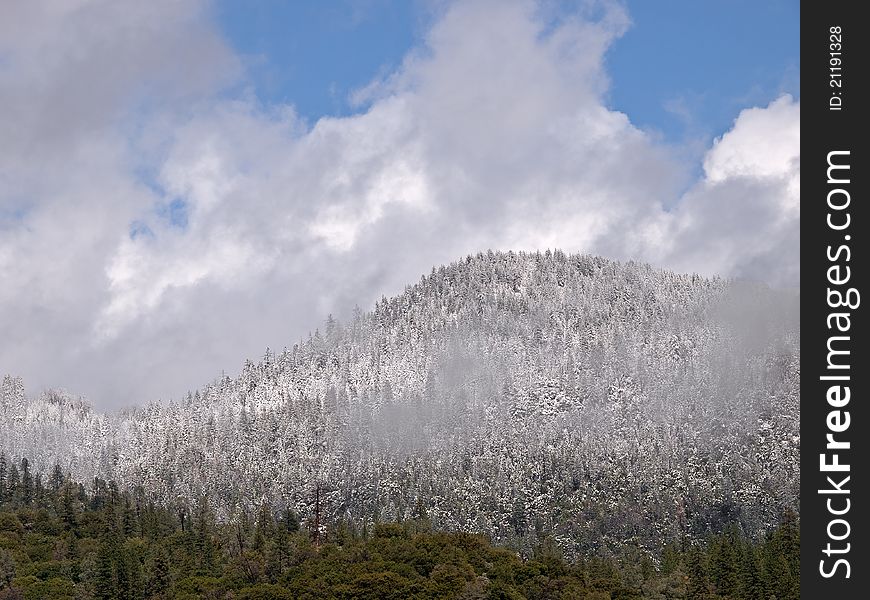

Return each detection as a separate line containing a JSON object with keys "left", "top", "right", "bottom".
{"left": 0, "top": 471, "right": 800, "bottom": 599}
{"left": 0, "top": 251, "right": 799, "bottom": 554}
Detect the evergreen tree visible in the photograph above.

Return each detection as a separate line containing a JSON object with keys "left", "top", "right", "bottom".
{"left": 94, "top": 513, "right": 123, "bottom": 600}
{"left": 64, "top": 531, "right": 80, "bottom": 562}
{"left": 34, "top": 472, "right": 45, "bottom": 507}
{"left": 94, "top": 535, "right": 118, "bottom": 600}
{"left": 710, "top": 529, "right": 739, "bottom": 597}
{"left": 91, "top": 477, "right": 108, "bottom": 511}
{"left": 61, "top": 483, "right": 78, "bottom": 532}
{"left": 5, "top": 463, "right": 18, "bottom": 503}
{"left": 50, "top": 463, "right": 65, "bottom": 493}
{"left": 0, "top": 453, "right": 6, "bottom": 503}
{"left": 254, "top": 502, "right": 274, "bottom": 551}
{"left": 660, "top": 541, "right": 681, "bottom": 575}
{"left": 413, "top": 496, "right": 431, "bottom": 532}
{"left": 685, "top": 545, "right": 710, "bottom": 600}
{"left": 123, "top": 495, "right": 138, "bottom": 538}
{"left": 144, "top": 545, "right": 170, "bottom": 599}
{"left": 20, "top": 458, "right": 33, "bottom": 505}
{"left": 116, "top": 547, "right": 131, "bottom": 600}
{"left": 738, "top": 543, "right": 765, "bottom": 600}
{"left": 0, "top": 549, "right": 15, "bottom": 590}
{"left": 281, "top": 507, "right": 300, "bottom": 534}
{"left": 126, "top": 549, "right": 145, "bottom": 600}
{"left": 762, "top": 511, "right": 800, "bottom": 600}
{"left": 193, "top": 495, "right": 217, "bottom": 575}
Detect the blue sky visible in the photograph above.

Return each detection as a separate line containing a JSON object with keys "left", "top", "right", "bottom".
{"left": 216, "top": 0, "right": 799, "bottom": 142}
{"left": 215, "top": 0, "right": 422, "bottom": 119}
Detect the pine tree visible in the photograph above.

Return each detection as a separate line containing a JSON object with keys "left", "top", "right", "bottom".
{"left": 94, "top": 531, "right": 118, "bottom": 600}
{"left": 660, "top": 541, "right": 681, "bottom": 575}
{"left": 193, "top": 495, "right": 217, "bottom": 575}
{"left": 0, "top": 549, "right": 15, "bottom": 590}
{"left": 775, "top": 509, "right": 800, "bottom": 582}
{"left": 685, "top": 545, "right": 710, "bottom": 600}
{"left": 91, "top": 477, "right": 107, "bottom": 510}
{"left": 61, "top": 483, "right": 78, "bottom": 532}
{"left": 710, "top": 530, "right": 739, "bottom": 597}
{"left": 20, "top": 458, "right": 33, "bottom": 505}
{"left": 267, "top": 526, "right": 292, "bottom": 581}
{"left": 123, "top": 495, "right": 138, "bottom": 538}
{"left": 64, "top": 531, "right": 80, "bottom": 562}
{"left": 144, "top": 546, "right": 170, "bottom": 598}
{"left": 281, "top": 507, "right": 300, "bottom": 533}
{"left": 0, "top": 453, "right": 6, "bottom": 503}
{"left": 738, "top": 543, "right": 764, "bottom": 600}
{"left": 51, "top": 463, "right": 65, "bottom": 493}
{"left": 5, "top": 463, "right": 18, "bottom": 503}
{"left": 116, "top": 546, "right": 131, "bottom": 600}
{"left": 509, "top": 498, "right": 527, "bottom": 536}
{"left": 126, "top": 549, "right": 145, "bottom": 600}
{"left": 34, "top": 472, "right": 45, "bottom": 507}
{"left": 254, "top": 502, "right": 273, "bottom": 551}
{"left": 413, "top": 495, "right": 431, "bottom": 532}
{"left": 762, "top": 512, "right": 800, "bottom": 600}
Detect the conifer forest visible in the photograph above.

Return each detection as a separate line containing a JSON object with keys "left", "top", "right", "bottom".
{"left": 0, "top": 252, "right": 800, "bottom": 598}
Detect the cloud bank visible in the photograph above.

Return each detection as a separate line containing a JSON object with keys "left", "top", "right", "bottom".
{"left": 0, "top": 0, "right": 799, "bottom": 408}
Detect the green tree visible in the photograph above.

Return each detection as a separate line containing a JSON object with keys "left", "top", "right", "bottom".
{"left": 5, "top": 464, "right": 18, "bottom": 503}
{"left": 33, "top": 472, "right": 45, "bottom": 507}
{"left": 660, "top": 541, "right": 682, "bottom": 575}
{"left": 94, "top": 542, "right": 116, "bottom": 600}
{"left": 50, "top": 464, "right": 64, "bottom": 494}
{"left": 60, "top": 483, "right": 78, "bottom": 532}
{"left": 94, "top": 518, "right": 123, "bottom": 600}
{"left": 738, "top": 543, "right": 764, "bottom": 600}
{"left": 709, "top": 530, "right": 739, "bottom": 597}
{"left": 192, "top": 495, "right": 218, "bottom": 575}
{"left": 764, "top": 552, "right": 797, "bottom": 600}
{"left": 0, "top": 549, "right": 15, "bottom": 589}
{"left": 280, "top": 507, "right": 299, "bottom": 533}
{"left": 762, "top": 512, "right": 800, "bottom": 600}
{"left": 0, "top": 454, "right": 6, "bottom": 503}
{"left": 121, "top": 495, "right": 136, "bottom": 537}
{"left": 253, "top": 502, "right": 274, "bottom": 551}
{"left": 685, "top": 545, "right": 710, "bottom": 600}
{"left": 144, "top": 546, "right": 170, "bottom": 599}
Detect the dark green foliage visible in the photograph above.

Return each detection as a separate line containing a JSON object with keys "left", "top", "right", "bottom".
{"left": 709, "top": 527, "right": 739, "bottom": 597}
{"left": 0, "top": 455, "right": 7, "bottom": 504}
{"left": 0, "top": 459, "right": 799, "bottom": 599}
{"left": 685, "top": 545, "right": 711, "bottom": 599}
{"left": 19, "top": 460, "right": 31, "bottom": 507}
{"left": 144, "top": 545, "right": 170, "bottom": 598}
{"left": 280, "top": 507, "right": 300, "bottom": 534}
{"left": 0, "top": 550, "right": 15, "bottom": 589}
{"left": 4, "top": 466, "right": 18, "bottom": 505}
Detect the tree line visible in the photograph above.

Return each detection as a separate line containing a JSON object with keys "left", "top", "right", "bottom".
{"left": 0, "top": 454, "right": 798, "bottom": 599}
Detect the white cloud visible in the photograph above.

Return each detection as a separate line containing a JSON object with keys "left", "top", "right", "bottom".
{"left": 659, "top": 94, "right": 800, "bottom": 285}
{"left": 703, "top": 94, "right": 800, "bottom": 209}
{"left": 0, "top": 0, "right": 799, "bottom": 408}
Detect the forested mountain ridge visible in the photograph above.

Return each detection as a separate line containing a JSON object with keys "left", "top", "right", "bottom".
{"left": 1, "top": 251, "right": 799, "bottom": 555}
{"left": 0, "top": 467, "right": 800, "bottom": 599}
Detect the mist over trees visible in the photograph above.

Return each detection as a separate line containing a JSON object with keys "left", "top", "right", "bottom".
{"left": 0, "top": 251, "right": 799, "bottom": 555}
{"left": 0, "top": 464, "right": 800, "bottom": 599}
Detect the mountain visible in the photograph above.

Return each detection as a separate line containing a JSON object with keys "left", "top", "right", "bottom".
{"left": 0, "top": 250, "right": 799, "bottom": 555}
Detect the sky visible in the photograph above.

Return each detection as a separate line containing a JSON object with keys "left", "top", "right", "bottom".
{"left": 0, "top": 0, "right": 799, "bottom": 409}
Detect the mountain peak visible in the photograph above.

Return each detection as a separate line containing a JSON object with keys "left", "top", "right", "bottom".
{"left": 0, "top": 252, "right": 798, "bottom": 554}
